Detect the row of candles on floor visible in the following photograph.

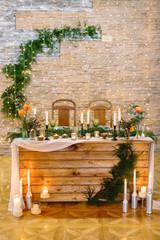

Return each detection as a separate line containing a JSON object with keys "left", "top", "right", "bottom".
{"left": 12, "top": 170, "right": 49, "bottom": 217}
{"left": 12, "top": 168, "right": 153, "bottom": 217}
{"left": 43, "top": 108, "right": 121, "bottom": 125}
{"left": 123, "top": 169, "right": 153, "bottom": 214}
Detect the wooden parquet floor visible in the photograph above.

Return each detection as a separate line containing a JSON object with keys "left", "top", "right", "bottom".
{"left": 0, "top": 154, "right": 160, "bottom": 240}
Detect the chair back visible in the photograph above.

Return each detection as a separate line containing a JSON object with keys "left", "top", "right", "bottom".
{"left": 52, "top": 99, "right": 76, "bottom": 126}
{"left": 88, "top": 99, "right": 113, "bottom": 127}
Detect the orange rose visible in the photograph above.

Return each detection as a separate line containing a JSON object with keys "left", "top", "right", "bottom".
{"left": 23, "top": 104, "right": 31, "bottom": 111}
{"left": 19, "top": 109, "right": 26, "bottom": 117}
{"left": 130, "top": 126, "right": 135, "bottom": 132}
{"left": 135, "top": 107, "right": 143, "bottom": 113}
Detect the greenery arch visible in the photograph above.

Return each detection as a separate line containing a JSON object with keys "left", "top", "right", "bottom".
{"left": 1, "top": 23, "right": 101, "bottom": 118}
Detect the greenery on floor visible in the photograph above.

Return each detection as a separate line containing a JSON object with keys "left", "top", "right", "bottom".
{"left": 1, "top": 23, "right": 101, "bottom": 118}
{"left": 84, "top": 142, "right": 139, "bottom": 206}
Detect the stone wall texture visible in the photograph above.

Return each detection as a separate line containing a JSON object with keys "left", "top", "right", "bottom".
{"left": 0, "top": 0, "right": 160, "bottom": 154}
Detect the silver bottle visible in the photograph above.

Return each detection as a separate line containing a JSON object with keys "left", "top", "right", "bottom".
{"left": 26, "top": 186, "right": 32, "bottom": 210}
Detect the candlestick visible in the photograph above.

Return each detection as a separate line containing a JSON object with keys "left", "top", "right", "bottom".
{"left": 111, "top": 125, "right": 117, "bottom": 141}
{"left": 81, "top": 123, "right": 84, "bottom": 137}
{"left": 34, "top": 108, "right": 36, "bottom": 117}
{"left": 81, "top": 111, "right": 83, "bottom": 124}
{"left": 45, "top": 111, "right": 48, "bottom": 125}
{"left": 113, "top": 112, "right": 116, "bottom": 126}
{"left": 123, "top": 179, "right": 128, "bottom": 213}
{"left": 87, "top": 110, "right": 90, "bottom": 125}
{"left": 45, "top": 125, "right": 50, "bottom": 140}
{"left": 118, "top": 108, "right": 121, "bottom": 122}
{"left": 131, "top": 169, "right": 137, "bottom": 209}
{"left": 26, "top": 170, "right": 32, "bottom": 210}
{"left": 87, "top": 124, "right": 90, "bottom": 132}
{"left": 146, "top": 189, "right": 153, "bottom": 214}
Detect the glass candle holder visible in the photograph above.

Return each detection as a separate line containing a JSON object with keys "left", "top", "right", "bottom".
{"left": 40, "top": 186, "right": 50, "bottom": 199}
{"left": 94, "top": 131, "right": 99, "bottom": 138}
{"left": 13, "top": 195, "right": 23, "bottom": 217}
{"left": 71, "top": 132, "right": 77, "bottom": 140}
{"left": 85, "top": 133, "right": 91, "bottom": 140}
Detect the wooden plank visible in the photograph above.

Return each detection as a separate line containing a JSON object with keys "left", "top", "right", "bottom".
{"left": 19, "top": 151, "right": 149, "bottom": 160}
{"left": 31, "top": 193, "right": 87, "bottom": 202}
{"left": 23, "top": 185, "right": 102, "bottom": 194}
{"left": 20, "top": 167, "right": 148, "bottom": 178}
{"left": 20, "top": 168, "right": 112, "bottom": 177}
{"left": 22, "top": 176, "right": 106, "bottom": 185}
{"left": 21, "top": 176, "right": 147, "bottom": 186}
{"left": 19, "top": 159, "right": 148, "bottom": 169}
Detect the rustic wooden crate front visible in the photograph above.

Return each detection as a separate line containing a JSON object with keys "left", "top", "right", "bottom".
{"left": 19, "top": 140, "right": 152, "bottom": 202}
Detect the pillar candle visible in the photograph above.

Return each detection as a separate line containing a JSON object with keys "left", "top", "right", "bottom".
{"left": 133, "top": 169, "right": 136, "bottom": 193}
{"left": 148, "top": 172, "right": 152, "bottom": 190}
{"left": 124, "top": 179, "right": 127, "bottom": 200}
{"left": 81, "top": 112, "right": 83, "bottom": 124}
{"left": 87, "top": 110, "right": 90, "bottom": 125}
{"left": 27, "top": 170, "right": 30, "bottom": 187}
{"left": 34, "top": 108, "right": 36, "bottom": 117}
{"left": 46, "top": 111, "right": 48, "bottom": 125}
{"left": 118, "top": 108, "right": 121, "bottom": 122}
{"left": 13, "top": 197, "right": 21, "bottom": 213}
{"left": 113, "top": 112, "right": 116, "bottom": 126}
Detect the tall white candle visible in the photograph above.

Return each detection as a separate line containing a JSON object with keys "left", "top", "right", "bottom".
{"left": 27, "top": 170, "right": 30, "bottom": 187}
{"left": 133, "top": 169, "right": 136, "bottom": 193}
{"left": 87, "top": 110, "right": 90, "bottom": 125}
{"left": 148, "top": 172, "right": 152, "bottom": 190}
{"left": 113, "top": 112, "right": 116, "bottom": 126}
{"left": 20, "top": 178, "right": 23, "bottom": 196}
{"left": 45, "top": 111, "right": 48, "bottom": 125}
{"left": 118, "top": 108, "right": 121, "bottom": 122}
{"left": 34, "top": 108, "right": 36, "bottom": 117}
{"left": 81, "top": 111, "right": 83, "bottom": 124}
{"left": 124, "top": 179, "right": 127, "bottom": 200}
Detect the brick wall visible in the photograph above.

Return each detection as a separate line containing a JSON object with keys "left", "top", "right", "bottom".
{"left": 0, "top": 0, "right": 160, "bottom": 153}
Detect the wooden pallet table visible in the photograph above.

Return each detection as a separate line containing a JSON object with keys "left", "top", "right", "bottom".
{"left": 18, "top": 138, "right": 154, "bottom": 202}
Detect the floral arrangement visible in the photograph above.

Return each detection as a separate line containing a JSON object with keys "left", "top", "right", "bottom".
{"left": 120, "top": 104, "right": 145, "bottom": 137}
{"left": 27, "top": 117, "right": 41, "bottom": 132}
{"left": 18, "top": 104, "right": 31, "bottom": 132}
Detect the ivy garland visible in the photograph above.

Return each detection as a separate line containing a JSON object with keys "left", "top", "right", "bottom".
{"left": 84, "top": 143, "right": 139, "bottom": 206}
{"left": 1, "top": 23, "right": 101, "bottom": 118}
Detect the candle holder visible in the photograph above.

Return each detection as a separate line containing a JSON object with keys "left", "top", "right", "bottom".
{"left": 123, "top": 200, "right": 128, "bottom": 213}
{"left": 118, "top": 121, "right": 121, "bottom": 138}
{"left": 81, "top": 123, "right": 84, "bottom": 137}
{"left": 87, "top": 124, "right": 90, "bottom": 132}
{"left": 146, "top": 189, "right": 153, "bottom": 214}
{"left": 131, "top": 192, "right": 137, "bottom": 209}
{"left": 45, "top": 125, "right": 50, "bottom": 140}
{"left": 111, "top": 125, "right": 117, "bottom": 141}
{"left": 26, "top": 186, "right": 32, "bottom": 210}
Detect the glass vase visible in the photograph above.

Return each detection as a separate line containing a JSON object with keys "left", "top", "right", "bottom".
{"left": 124, "top": 128, "right": 130, "bottom": 139}
{"left": 22, "top": 129, "right": 28, "bottom": 140}
{"left": 136, "top": 124, "right": 140, "bottom": 139}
